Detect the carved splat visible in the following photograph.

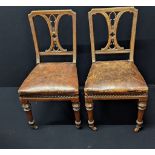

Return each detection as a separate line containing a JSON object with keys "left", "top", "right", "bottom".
{"left": 89, "top": 7, "right": 138, "bottom": 62}
{"left": 28, "top": 10, "right": 77, "bottom": 63}
{"left": 39, "top": 14, "right": 67, "bottom": 53}
{"left": 104, "top": 11, "right": 125, "bottom": 51}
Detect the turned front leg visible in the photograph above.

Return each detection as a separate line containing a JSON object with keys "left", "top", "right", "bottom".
{"left": 85, "top": 99, "right": 97, "bottom": 131}
{"left": 20, "top": 99, "right": 38, "bottom": 129}
{"left": 134, "top": 98, "right": 147, "bottom": 133}
{"left": 72, "top": 102, "right": 81, "bottom": 129}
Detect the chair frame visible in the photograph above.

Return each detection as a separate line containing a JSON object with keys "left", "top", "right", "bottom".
{"left": 19, "top": 10, "right": 81, "bottom": 129}
{"left": 85, "top": 7, "right": 148, "bottom": 132}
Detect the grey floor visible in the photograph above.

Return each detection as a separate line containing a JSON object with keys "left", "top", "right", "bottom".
{"left": 0, "top": 86, "right": 155, "bottom": 149}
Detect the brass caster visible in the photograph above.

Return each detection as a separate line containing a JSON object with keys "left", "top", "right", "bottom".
{"left": 134, "top": 125, "right": 141, "bottom": 133}
{"left": 134, "top": 120, "right": 143, "bottom": 133}
{"left": 30, "top": 124, "right": 39, "bottom": 130}
{"left": 89, "top": 125, "right": 97, "bottom": 131}
{"left": 28, "top": 120, "right": 38, "bottom": 130}
{"left": 88, "top": 120, "right": 97, "bottom": 131}
{"left": 76, "top": 124, "right": 82, "bottom": 129}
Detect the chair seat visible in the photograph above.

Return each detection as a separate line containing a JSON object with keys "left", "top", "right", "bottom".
{"left": 85, "top": 61, "right": 148, "bottom": 96}
{"left": 18, "top": 62, "right": 79, "bottom": 97}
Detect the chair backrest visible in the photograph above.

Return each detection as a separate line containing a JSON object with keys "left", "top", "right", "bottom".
{"left": 28, "top": 10, "right": 76, "bottom": 64}
{"left": 88, "top": 7, "right": 138, "bottom": 62}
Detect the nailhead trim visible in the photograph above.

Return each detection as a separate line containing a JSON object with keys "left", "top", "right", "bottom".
{"left": 86, "top": 93, "right": 147, "bottom": 98}
{"left": 21, "top": 95, "right": 78, "bottom": 98}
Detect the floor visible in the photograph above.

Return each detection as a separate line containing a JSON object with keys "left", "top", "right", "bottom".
{"left": 0, "top": 86, "right": 155, "bottom": 149}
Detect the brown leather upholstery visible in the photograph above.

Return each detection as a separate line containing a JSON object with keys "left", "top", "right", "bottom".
{"left": 18, "top": 62, "right": 79, "bottom": 97}
{"left": 85, "top": 61, "right": 148, "bottom": 96}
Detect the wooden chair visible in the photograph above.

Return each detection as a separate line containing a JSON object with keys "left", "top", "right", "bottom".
{"left": 85, "top": 7, "right": 148, "bottom": 132}
{"left": 18, "top": 10, "right": 81, "bottom": 129}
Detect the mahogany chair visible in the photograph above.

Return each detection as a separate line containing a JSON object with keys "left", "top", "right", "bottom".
{"left": 85, "top": 7, "right": 148, "bottom": 132}
{"left": 18, "top": 10, "right": 81, "bottom": 129}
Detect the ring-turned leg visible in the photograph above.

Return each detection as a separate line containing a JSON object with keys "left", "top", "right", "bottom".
{"left": 72, "top": 101, "right": 81, "bottom": 129}
{"left": 20, "top": 98, "right": 38, "bottom": 129}
{"left": 85, "top": 98, "right": 97, "bottom": 131}
{"left": 134, "top": 98, "right": 147, "bottom": 133}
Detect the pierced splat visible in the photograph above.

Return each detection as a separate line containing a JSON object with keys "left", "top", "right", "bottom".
{"left": 28, "top": 10, "right": 77, "bottom": 64}
{"left": 108, "top": 12, "right": 120, "bottom": 49}
{"left": 100, "top": 11, "right": 125, "bottom": 52}
{"left": 39, "top": 14, "right": 67, "bottom": 53}
{"left": 89, "top": 7, "right": 138, "bottom": 62}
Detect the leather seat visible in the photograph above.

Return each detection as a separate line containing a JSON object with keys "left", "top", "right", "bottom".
{"left": 85, "top": 61, "right": 148, "bottom": 96}
{"left": 18, "top": 62, "right": 79, "bottom": 97}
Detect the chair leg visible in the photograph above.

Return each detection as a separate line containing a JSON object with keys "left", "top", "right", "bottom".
{"left": 134, "top": 98, "right": 147, "bottom": 133}
{"left": 72, "top": 101, "right": 81, "bottom": 129}
{"left": 85, "top": 99, "right": 97, "bottom": 131}
{"left": 20, "top": 99, "right": 38, "bottom": 129}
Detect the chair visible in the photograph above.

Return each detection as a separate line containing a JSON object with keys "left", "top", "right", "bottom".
{"left": 85, "top": 7, "right": 148, "bottom": 132}
{"left": 18, "top": 10, "right": 81, "bottom": 129}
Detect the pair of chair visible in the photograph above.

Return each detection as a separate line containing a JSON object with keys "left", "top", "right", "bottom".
{"left": 18, "top": 7, "right": 148, "bottom": 133}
